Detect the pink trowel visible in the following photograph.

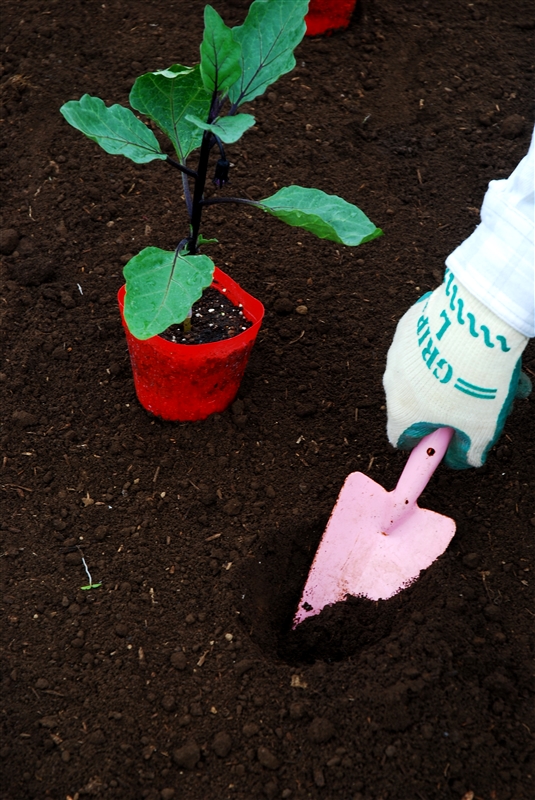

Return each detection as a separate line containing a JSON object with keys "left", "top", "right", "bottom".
{"left": 293, "top": 428, "right": 456, "bottom": 627}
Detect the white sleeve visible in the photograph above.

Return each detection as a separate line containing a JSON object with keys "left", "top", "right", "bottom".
{"left": 445, "top": 126, "right": 535, "bottom": 338}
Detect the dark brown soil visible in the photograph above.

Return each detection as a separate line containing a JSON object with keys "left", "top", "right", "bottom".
{"left": 1, "top": 1, "right": 534, "bottom": 799}
{"left": 159, "top": 287, "right": 252, "bottom": 345}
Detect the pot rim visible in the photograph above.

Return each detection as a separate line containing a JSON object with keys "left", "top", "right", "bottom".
{"left": 118, "top": 266, "right": 265, "bottom": 355}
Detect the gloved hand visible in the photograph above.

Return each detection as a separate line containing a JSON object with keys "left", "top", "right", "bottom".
{"left": 383, "top": 269, "right": 531, "bottom": 468}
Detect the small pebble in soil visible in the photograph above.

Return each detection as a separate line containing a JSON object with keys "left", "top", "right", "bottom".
{"left": 95, "top": 525, "right": 108, "bottom": 541}
{"left": 289, "top": 702, "right": 306, "bottom": 720}
{"left": 0, "top": 228, "right": 20, "bottom": 255}
{"left": 142, "top": 744, "right": 156, "bottom": 760}
{"left": 243, "top": 723, "right": 259, "bottom": 738}
{"left": 234, "top": 659, "right": 255, "bottom": 676}
{"left": 170, "top": 651, "right": 187, "bottom": 670}
{"left": 173, "top": 741, "right": 200, "bottom": 770}
{"left": 212, "top": 731, "right": 232, "bottom": 758}
{"left": 313, "top": 767, "right": 325, "bottom": 788}
{"left": 421, "top": 724, "right": 434, "bottom": 739}
{"left": 500, "top": 114, "right": 525, "bottom": 139}
{"left": 161, "top": 695, "right": 176, "bottom": 712}
{"left": 88, "top": 729, "right": 105, "bottom": 745}
{"left": 483, "top": 604, "right": 501, "bottom": 620}
{"left": 257, "top": 746, "right": 279, "bottom": 770}
{"left": 264, "top": 781, "right": 278, "bottom": 800}
{"left": 308, "top": 717, "right": 335, "bottom": 743}
{"left": 224, "top": 498, "right": 242, "bottom": 516}
{"left": 462, "top": 552, "right": 480, "bottom": 569}
{"left": 273, "top": 297, "right": 294, "bottom": 315}
{"left": 295, "top": 401, "right": 317, "bottom": 418}
{"left": 12, "top": 410, "right": 38, "bottom": 427}
{"left": 198, "top": 484, "right": 217, "bottom": 506}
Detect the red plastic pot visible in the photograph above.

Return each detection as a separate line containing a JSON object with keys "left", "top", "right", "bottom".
{"left": 305, "top": 0, "right": 357, "bottom": 36}
{"left": 117, "top": 267, "right": 264, "bottom": 422}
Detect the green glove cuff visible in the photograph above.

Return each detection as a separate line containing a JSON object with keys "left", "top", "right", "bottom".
{"left": 398, "top": 357, "right": 529, "bottom": 469}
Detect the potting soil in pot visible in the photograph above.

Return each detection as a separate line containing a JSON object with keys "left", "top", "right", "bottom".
{"left": 160, "top": 286, "right": 253, "bottom": 345}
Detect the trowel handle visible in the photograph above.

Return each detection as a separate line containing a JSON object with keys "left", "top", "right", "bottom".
{"left": 392, "top": 428, "right": 454, "bottom": 507}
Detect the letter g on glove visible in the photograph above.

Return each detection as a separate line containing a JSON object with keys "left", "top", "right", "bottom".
{"left": 383, "top": 270, "right": 530, "bottom": 468}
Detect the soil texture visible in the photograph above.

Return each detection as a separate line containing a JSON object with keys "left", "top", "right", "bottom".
{"left": 1, "top": 1, "right": 534, "bottom": 799}
{"left": 160, "top": 287, "right": 252, "bottom": 346}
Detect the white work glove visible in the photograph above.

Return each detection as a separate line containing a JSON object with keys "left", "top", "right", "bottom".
{"left": 383, "top": 269, "right": 531, "bottom": 468}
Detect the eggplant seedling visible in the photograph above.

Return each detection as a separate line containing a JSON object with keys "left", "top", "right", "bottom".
{"left": 60, "top": 0, "right": 382, "bottom": 341}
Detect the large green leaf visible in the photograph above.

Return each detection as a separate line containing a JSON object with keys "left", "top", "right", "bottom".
{"left": 259, "top": 186, "right": 383, "bottom": 246}
{"left": 200, "top": 5, "right": 242, "bottom": 94}
{"left": 186, "top": 112, "right": 255, "bottom": 144}
{"left": 123, "top": 247, "right": 215, "bottom": 339}
{"left": 228, "top": 0, "right": 309, "bottom": 105}
{"left": 129, "top": 65, "right": 212, "bottom": 161}
{"left": 60, "top": 95, "right": 165, "bottom": 164}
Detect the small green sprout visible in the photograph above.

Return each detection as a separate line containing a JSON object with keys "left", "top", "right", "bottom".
{"left": 79, "top": 552, "right": 102, "bottom": 591}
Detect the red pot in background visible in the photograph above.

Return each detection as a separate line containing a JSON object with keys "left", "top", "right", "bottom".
{"left": 305, "top": 0, "right": 357, "bottom": 36}
{"left": 117, "top": 268, "right": 264, "bottom": 422}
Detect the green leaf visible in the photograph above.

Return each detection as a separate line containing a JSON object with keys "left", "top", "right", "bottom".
{"left": 197, "top": 234, "right": 219, "bottom": 245}
{"left": 200, "top": 5, "right": 242, "bottom": 94}
{"left": 123, "top": 247, "right": 215, "bottom": 339}
{"left": 185, "top": 112, "right": 255, "bottom": 144}
{"left": 259, "top": 186, "right": 383, "bottom": 246}
{"left": 129, "top": 65, "right": 212, "bottom": 161}
{"left": 228, "top": 0, "right": 309, "bottom": 105}
{"left": 60, "top": 95, "right": 165, "bottom": 164}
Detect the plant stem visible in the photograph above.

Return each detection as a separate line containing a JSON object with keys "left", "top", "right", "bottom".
{"left": 181, "top": 171, "right": 193, "bottom": 218}
{"left": 188, "top": 129, "right": 213, "bottom": 254}
{"left": 200, "top": 197, "right": 260, "bottom": 208}
{"left": 166, "top": 157, "right": 196, "bottom": 217}
{"left": 166, "top": 156, "right": 197, "bottom": 178}
{"left": 214, "top": 135, "right": 226, "bottom": 160}
{"left": 188, "top": 88, "right": 220, "bottom": 255}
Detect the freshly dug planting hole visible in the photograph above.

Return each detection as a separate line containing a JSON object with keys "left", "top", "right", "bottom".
{"left": 236, "top": 517, "right": 449, "bottom": 665}
{"left": 235, "top": 516, "right": 327, "bottom": 660}
{"left": 280, "top": 593, "right": 402, "bottom": 664}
